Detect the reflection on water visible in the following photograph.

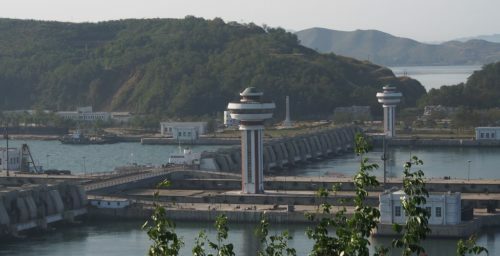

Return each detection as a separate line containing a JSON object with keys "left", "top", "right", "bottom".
{"left": 292, "top": 146, "right": 500, "bottom": 180}
{"left": 1, "top": 220, "right": 498, "bottom": 256}
{"left": 2, "top": 139, "right": 228, "bottom": 174}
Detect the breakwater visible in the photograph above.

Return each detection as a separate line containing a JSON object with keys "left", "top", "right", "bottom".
{"left": 0, "top": 180, "right": 87, "bottom": 236}
{"left": 372, "top": 136, "right": 500, "bottom": 147}
{"left": 201, "top": 126, "right": 361, "bottom": 172}
{"left": 141, "top": 137, "right": 239, "bottom": 145}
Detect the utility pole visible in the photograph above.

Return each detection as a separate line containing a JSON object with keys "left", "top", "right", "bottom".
{"left": 467, "top": 160, "right": 471, "bottom": 181}
{"left": 4, "top": 127, "right": 9, "bottom": 177}
{"left": 382, "top": 134, "right": 387, "bottom": 188}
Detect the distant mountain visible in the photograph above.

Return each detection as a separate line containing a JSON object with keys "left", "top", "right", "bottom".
{"left": 454, "top": 34, "right": 500, "bottom": 43}
{"left": 296, "top": 28, "right": 500, "bottom": 66}
{"left": 0, "top": 18, "right": 425, "bottom": 119}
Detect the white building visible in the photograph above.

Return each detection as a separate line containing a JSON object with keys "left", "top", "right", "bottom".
{"left": 160, "top": 122, "right": 207, "bottom": 137}
{"left": 172, "top": 126, "right": 199, "bottom": 141}
{"left": 0, "top": 148, "right": 22, "bottom": 171}
{"left": 89, "top": 198, "right": 130, "bottom": 209}
{"left": 475, "top": 127, "right": 500, "bottom": 140}
{"left": 56, "top": 106, "right": 111, "bottom": 122}
{"left": 223, "top": 111, "right": 239, "bottom": 128}
{"left": 379, "top": 190, "right": 461, "bottom": 225}
{"left": 111, "top": 112, "right": 133, "bottom": 124}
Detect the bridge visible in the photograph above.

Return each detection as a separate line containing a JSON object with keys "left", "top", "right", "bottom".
{"left": 82, "top": 166, "right": 187, "bottom": 194}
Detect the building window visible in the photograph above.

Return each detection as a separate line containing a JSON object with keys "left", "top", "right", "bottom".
{"left": 481, "top": 133, "right": 484, "bottom": 138}
{"left": 436, "top": 207, "right": 442, "bottom": 217}
{"left": 425, "top": 207, "right": 432, "bottom": 217}
{"left": 486, "top": 133, "right": 490, "bottom": 138}
{"left": 178, "top": 132, "right": 182, "bottom": 137}
{"left": 395, "top": 206, "right": 401, "bottom": 217}
{"left": 493, "top": 133, "right": 496, "bottom": 138}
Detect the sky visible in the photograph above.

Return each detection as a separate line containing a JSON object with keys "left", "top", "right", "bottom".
{"left": 1, "top": 0, "right": 499, "bottom": 42}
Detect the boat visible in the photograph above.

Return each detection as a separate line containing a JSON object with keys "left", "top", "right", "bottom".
{"left": 168, "top": 148, "right": 201, "bottom": 165}
{"left": 59, "top": 130, "right": 118, "bottom": 145}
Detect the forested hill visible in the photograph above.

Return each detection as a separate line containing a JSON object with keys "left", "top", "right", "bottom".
{"left": 423, "top": 62, "right": 500, "bottom": 108}
{"left": 296, "top": 27, "right": 500, "bottom": 66}
{"left": 0, "top": 17, "right": 425, "bottom": 118}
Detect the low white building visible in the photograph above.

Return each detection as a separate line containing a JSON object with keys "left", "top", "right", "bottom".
{"left": 379, "top": 190, "right": 461, "bottom": 225}
{"left": 0, "top": 148, "right": 22, "bottom": 171}
{"left": 89, "top": 198, "right": 130, "bottom": 209}
{"left": 475, "top": 127, "right": 500, "bottom": 140}
{"left": 111, "top": 112, "right": 133, "bottom": 124}
{"left": 172, "top": 126, "right": 199, "bottom": 141}
{"left": 223, "top": 111, "right": 239, "bottom": 128}
{"left": 57, "top": 106, "right": 111, "bottom": 122}
{"left": 160, "top": 122, "right": 207, "bottom": 137}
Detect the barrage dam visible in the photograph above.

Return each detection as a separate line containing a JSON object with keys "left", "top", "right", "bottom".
{"left": 4, "top": 125, "right": 500, "bottom": 237}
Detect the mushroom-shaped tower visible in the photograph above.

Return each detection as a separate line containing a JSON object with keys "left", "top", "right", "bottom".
{"left": 376, "top": 85, "right": 402, "bottom": 138}
{"left": 227, "top": 87, "right": 275, "bottom": 194}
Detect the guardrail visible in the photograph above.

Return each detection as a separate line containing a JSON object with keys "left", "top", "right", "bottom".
{"left": 84, "top": 167, "right": 181, "bottom": 191}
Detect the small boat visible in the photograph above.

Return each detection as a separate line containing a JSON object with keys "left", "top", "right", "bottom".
{"left": 168, "top": 148, "right": 201, "bottom": 165}
{"left": 59, "top": 130, "right": 117, "bottom": 145}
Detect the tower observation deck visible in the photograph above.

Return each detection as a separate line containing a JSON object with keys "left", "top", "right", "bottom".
{"left": 376, "top": 85, "right": 402, "bottom": 138}
{"left": 227, "top": 87, "right": 275, "bottom": 194}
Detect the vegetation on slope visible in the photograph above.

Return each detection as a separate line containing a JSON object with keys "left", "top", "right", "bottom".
{"left": 422, "top": 62, "right": 500, "bottom": 108}
{"left": 0, "top": 17, "right": 425, "bottom": 119}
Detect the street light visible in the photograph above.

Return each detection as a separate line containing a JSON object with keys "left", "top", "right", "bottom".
{"left": 381, "top": 133, "right": 388, "bottom": 188}
{"left": 467, "top": 160, "right": 471, "bottom": 181}
{"left": 46, "top": 154, "right": 50, "bottom": 170}
{"left": 83, "top": 156, "right": 87, "bottom": 176}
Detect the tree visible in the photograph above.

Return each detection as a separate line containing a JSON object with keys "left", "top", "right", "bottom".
{"left": 143, "top": 180, "right": 184, "bottom": 255}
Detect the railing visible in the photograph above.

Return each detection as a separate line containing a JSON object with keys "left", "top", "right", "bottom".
{"left": 84, "top": 167, "right": 182, "bottom": 191}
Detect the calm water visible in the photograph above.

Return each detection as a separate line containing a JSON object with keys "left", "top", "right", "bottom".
{"left": 5, "top": 139, "right": 500, "bottom": 180}
{"left": 390, "top": 65, "right": 481, "bottom": 91}
{"left": 2, "top": 139, "right": 227, "bottom": 174}
{"left": 1, "top": 220, "right": 500, "bottom": 256}
{"left": 294, "top": 146, "right": 500, "bottom": 180}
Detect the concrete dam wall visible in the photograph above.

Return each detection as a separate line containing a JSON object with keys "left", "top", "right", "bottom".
{"left": 203, "top": 126, "right": 361, "bottom": 172}
{"left": 0, "top": 181, "right": 87, "bottom": 236}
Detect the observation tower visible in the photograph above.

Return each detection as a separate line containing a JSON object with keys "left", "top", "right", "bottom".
{"left": 376, "top": 85, "right": 402, "bottom": 138}
{"left": 227, "top": 87, "right": 275, "bottom": 194}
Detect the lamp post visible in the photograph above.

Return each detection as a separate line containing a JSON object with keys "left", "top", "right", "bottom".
{"left": 83, "top": 156, "right": 87, "bottom": 176}
{"left": 381, "top": 134, "right": 387, "bottom": 188}
{"left": 4, "top": 127, "right": 9, "bottom": 177}
{"left": 46, "top": 154, "right": 50, "bottom": 170}
{"left": 467, "top": 160, "right": 471, "bottom": 181}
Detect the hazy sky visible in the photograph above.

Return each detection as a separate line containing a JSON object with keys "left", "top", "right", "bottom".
{"left": 1, "top": 0, "right": 499, "bottom": 42}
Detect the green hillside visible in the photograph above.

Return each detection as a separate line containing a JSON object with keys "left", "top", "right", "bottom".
{"left": 422, "top": 62, "right": 500, "bottom": 108}
{"left": 296, "top": 27, "right": 500, "bottom": 66}
{"left": 0, "top": 17, "right": 425, "bottom": 119}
